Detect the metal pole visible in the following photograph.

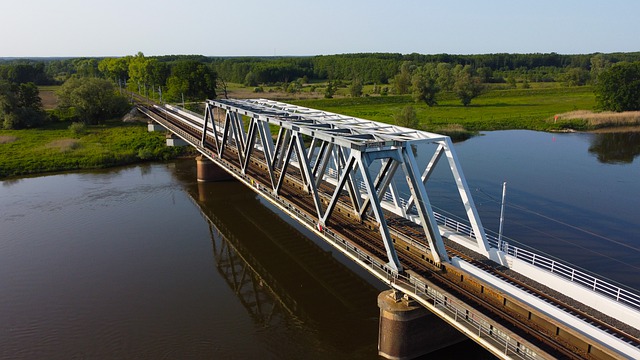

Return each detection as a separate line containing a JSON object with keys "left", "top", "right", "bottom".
{"left": 498, "top": 181, "right": 507, "bottom": 250}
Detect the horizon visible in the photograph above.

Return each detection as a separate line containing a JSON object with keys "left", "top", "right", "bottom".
{"left": 2, "top": 50, "right": 640, "bottom": 61}
{"left": 1, "top": 0, "right": 639, "bottom": 58}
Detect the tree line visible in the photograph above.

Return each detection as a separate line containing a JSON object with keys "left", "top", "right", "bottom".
{"left": 2, "top": 51, "right": 640, "bottom": 129}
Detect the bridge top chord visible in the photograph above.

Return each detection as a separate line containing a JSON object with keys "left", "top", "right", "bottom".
{"left": 209, "top": 98, "right": 449, "bottom": 151}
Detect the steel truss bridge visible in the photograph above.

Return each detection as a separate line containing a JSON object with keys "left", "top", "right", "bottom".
{"left": 139, "top": 98, "right": 640, "bottom": 360}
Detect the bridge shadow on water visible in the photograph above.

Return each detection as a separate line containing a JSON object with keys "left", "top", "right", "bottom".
{"left": 171, "top": 159, "right": 497, "bottom": 359}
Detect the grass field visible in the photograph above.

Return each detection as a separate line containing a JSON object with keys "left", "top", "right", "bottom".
{"left": 0, "top": 120, "right": 189, "bottom": 179}
{"left": 288, "top": 86, "right": 597, "bottom": 132}
{"left": 222, "top": 82, "right": 601, "bottom": 132}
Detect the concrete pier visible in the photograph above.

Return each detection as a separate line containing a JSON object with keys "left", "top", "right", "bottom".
{"left": 147, "top": 121, "right": 165, "bottom": 132}
{"left": 196, "top": 155, "right": 233, "bottom": 182}
{"left": 378, "top": 290, "right": 465, "bottom": 360}
{"left": 166, "top": 134, "right": 189, "bottom": 147}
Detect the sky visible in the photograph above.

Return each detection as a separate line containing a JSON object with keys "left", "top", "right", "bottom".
{"left": 1, "top": 0, "right": 639, "bottom": 57}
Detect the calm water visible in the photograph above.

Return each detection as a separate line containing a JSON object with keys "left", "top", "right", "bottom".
{"left": 0, "top": 160, "right": 490, "bottom": 359}
{"left": 0, "top": 130, "right": 638, "bottom": 359}
{"left": 428, "top": 130, "right": 640, "bottom": 289}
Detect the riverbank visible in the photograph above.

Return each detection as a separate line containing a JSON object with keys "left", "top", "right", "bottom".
{"left": 0, "top": 119, "right": 193, "bottom": 179}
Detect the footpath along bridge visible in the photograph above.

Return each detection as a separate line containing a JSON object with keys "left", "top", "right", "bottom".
{"left": 138, "top": 98, "right": 640, "bottom": 360}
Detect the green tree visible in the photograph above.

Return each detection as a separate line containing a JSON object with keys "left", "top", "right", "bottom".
{"left": 165, "top": 60, "right": 217, "bottom": 101}
{"left": 411, "top": 64, "right": 439, "bottom": 107}
{"left": 244, "top": 71, "right": 258, "bottom": 87}
{"left": 595, "top": 62, "right": 640, "bottom": 112}
{"left": 349, "top": 78, "right": 363, "bottom": 97}
{"left": 453, "top": 65, "right": 485, "bottom": 106}
{"left": 57, "top": 77, "right": 130, "bottom": 124}
{"left": 0, "top": 81, "right": 47, "bottom": 129}
{"left": 436, "top": 62, "right": 454, "bottom": 91}
{"left": 324, "top": 81, "right": 335, "bottom": 98}
{"left": 391, "top": 61, "right": 413, "bottom": 94}
{"left": 98, "top": 57, "right": 130, "bottom": 82}
{"left": 127, "top": 52, "right": 148, "bottom": 90}
{"left": 590, "top": 54, "right": 610, "bottom": 84}
{"left": 392, "top": 105, "right": 419, "bottom": 129}
{"left": 74, "top": 58, "right": 99, "bottom": 78}
{"left": 562, "top": 67, "right": 590, "bottom": 86}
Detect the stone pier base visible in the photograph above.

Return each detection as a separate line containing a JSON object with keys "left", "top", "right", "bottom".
{"left": 196, "top": 155, "right": 233, "bottom": 182}
{"left": 147, "top": 122, "right": 165, "bottom": 132}
{"left": 378, "top": 290, "right": 465, "bottom": 360}
{"left": 166, "top": 134, "right": 188, "bottom": 147}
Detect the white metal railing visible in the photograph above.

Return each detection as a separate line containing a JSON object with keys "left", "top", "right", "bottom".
{"left": 323, "top": 166, "right": 640, "bottom": 311}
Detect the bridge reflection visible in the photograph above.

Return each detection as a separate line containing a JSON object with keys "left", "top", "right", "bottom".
{"left": 166, "top": 159, "right": 495, "bottom": 358}
{"left": 172, "top": 161, "right": 382, "bottom": 353}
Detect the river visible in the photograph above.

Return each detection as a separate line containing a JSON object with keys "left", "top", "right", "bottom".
{"left": 0, "top": 129, "right": 638, "bottom": 359}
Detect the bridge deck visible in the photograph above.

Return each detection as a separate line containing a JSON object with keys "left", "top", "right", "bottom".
{"left": 138, "top": 99, "right": 640, "bottom": 360}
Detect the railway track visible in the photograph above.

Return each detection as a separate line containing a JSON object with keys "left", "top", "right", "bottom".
{"left": 140, "top": 101, "right": 640, "bottom": 359}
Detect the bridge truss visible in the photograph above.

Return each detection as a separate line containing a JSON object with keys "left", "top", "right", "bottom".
{"left": 203, "top": 98, "right": 491, "bottom": 271}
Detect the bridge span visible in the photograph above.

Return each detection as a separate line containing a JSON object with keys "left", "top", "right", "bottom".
{"left": 138, "top": 98, "right": 640, "bottom": 359}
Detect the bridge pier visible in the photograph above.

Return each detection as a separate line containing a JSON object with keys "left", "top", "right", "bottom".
{"left": 147, "top": 121, "right": 165, "bottom": 132}
{"left": 378, "top": 290, "right": 465, "bottom": 360}
{"left": 196, "top": 155, "right": 233, "bottom": 182}
{"left": 166, "top": 133, "right": 189, "bottom": 147}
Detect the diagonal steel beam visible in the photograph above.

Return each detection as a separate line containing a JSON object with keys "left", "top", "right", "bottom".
{"left": 275, "top": 134, "right": 296, "bottom": 196}
{"left": 359, "top": 152, "right": 402, "bottom": 272}
{"left": 321, "top": 152, "right": 357, "bottom": 226}
{"left": 337, "top": 147, "right": 363, "bottom": 217}
{"left": 400, "top": 147, "right": 449, "bottom": 264}
{"left": 242, "top": 118, "right": 258, "bottom": 174}
{"left": 441, "top": 138, "right": 490, "bottom": 256}
{"left": 405, "top": 143, "right": 445, "bottom": 213}
{"left": 293, "top": 134, "right": 324, "bottom": 221}
{"left": 256, "top": 120, "right": 277, "bottom": 189}
{"left": 359, "top": 159, "right": 399, "bottom": 219}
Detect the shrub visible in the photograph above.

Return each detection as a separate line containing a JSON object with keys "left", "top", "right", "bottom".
{"left": 69, "top": 121, "right": 87, "bottom": 136}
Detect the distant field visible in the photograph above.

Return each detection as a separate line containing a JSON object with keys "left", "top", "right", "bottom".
{"left": 290, "top": 86, "right": 597, "bottom": 132}
{"left": 224, "top": 82, "right": 597, "bottom": 131}
{"left": 38, "top": 85, "right": 60, "bottom": 110}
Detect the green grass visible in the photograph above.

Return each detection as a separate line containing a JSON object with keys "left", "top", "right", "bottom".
{"left": 0, "top": 120, "right": 190, "bottom": 179}
{"left": 291, "top": 86, "right": 596, "bottom": 132}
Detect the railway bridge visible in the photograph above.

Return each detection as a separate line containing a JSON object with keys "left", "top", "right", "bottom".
{"left": 138, "top": 98, "right": 640, "bottom": 360}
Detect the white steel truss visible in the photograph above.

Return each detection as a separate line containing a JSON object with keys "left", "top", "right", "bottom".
{"left": 203, "top": 98, "right": 491, "bottom": 271}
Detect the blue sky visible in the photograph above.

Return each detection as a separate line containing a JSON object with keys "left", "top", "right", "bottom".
{"left": 2, "top": 0, "right": 638, "bottom": 57}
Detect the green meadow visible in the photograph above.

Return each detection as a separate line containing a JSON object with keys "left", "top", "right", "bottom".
{"left": 0, "top": 120, "right": 188, "bottom": 179}
{"left": 290, "top": 85, "right": 596, "bottom": 133}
